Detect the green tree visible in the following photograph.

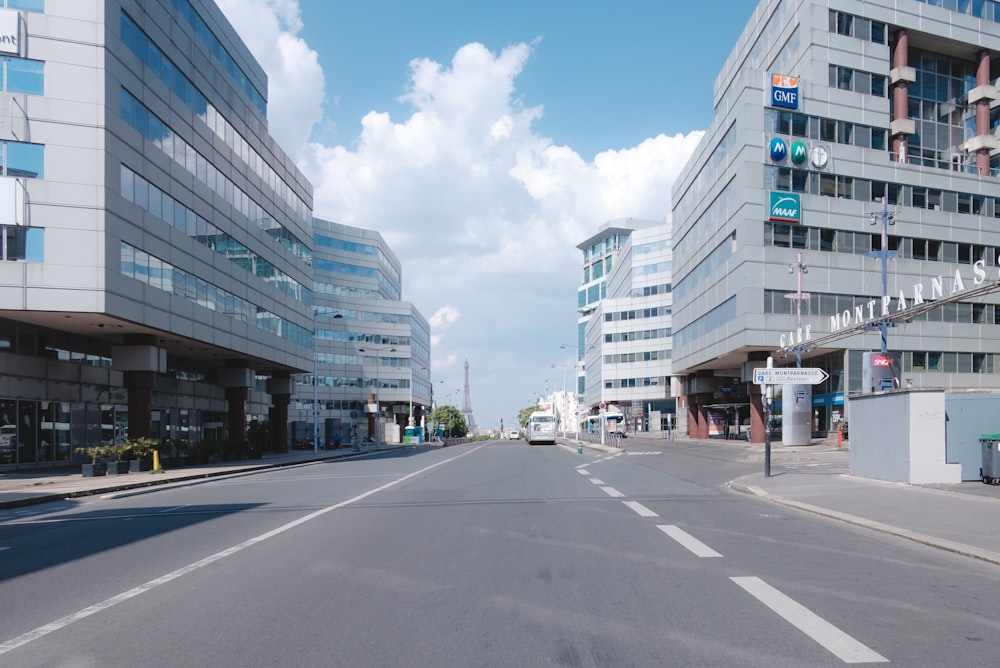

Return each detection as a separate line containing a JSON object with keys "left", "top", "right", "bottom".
{"left": 430, "top": 405, "right": 468, "bottom": 438}
{"left": 518, "top": 404, "right": 540, "bottom": 428}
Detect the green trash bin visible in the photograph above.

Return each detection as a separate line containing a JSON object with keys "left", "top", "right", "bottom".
{"left": 981, "top": 434, "right": 1000, "bottom": 485}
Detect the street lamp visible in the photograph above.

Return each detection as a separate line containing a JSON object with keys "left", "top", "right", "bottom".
{"left": 358, "top": 345, "right": 396, "bottom": 448}
{"left": 551, "top": 362, "right": 574, "bottom": 437}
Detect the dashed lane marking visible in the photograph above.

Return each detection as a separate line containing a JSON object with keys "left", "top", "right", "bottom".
{"left": 731, "top": 576, "right": 888, "bottom": 664}
{"left": 589, "top": 478, "right": 605, "bottom": 485}
{"left": 577, "top": 469, "right": 590, "bottom": 475}
{"left": 601, "top": 487, "right": 625, "bottom": 498}
{"left": 622, "top": 500, "right": 658, "bottom": 517}
{"left": 656, "top": 525, "right": 722, "bottom": 558}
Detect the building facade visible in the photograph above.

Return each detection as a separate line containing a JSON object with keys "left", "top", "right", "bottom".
{"left": 672, "top": 0, "right": 1000, "bottom": 441}
{"left": 580, "top": 223, "right": 675, "bottom": 433}
{"left": 289, "top": 218, "right": 431, "bottom": 447}
{"left": 0, "top": 0, "right": 315, "bottom": 468}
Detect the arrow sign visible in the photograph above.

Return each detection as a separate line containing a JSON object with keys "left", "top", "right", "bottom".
{"left": 752, "top": 367, "right": 828, "bottom": 385}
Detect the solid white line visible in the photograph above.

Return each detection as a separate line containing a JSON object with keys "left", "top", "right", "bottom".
{"left": 0, "top": 445, "right": 485, "bottom": 656}
{"left": 622, "top": 500, "right": 658, "bottom": 517}
{"left": 589, "top": 478, "right": 605, "bottom": 485}
{"left": 730, "top": 577, "right": 888, "bottom": 664}
{"left": 656, "top": 525, "right": 722, "bottom": 557}
{"left": 601, "top": 486, "right": 625, "bottom": 498}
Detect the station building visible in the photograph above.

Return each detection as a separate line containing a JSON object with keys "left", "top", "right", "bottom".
{"left": 0, "top": 0, "right": 315, "bottom": 467}
{"left": 671, "top": 0, "right": 1000, "bottom": 441}
{"left": 289, "top": 218, "right": 431, "bottom": 448}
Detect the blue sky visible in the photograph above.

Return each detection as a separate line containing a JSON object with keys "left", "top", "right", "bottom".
{"left": 217, "top": 0, "right": 758, "bottom": 429}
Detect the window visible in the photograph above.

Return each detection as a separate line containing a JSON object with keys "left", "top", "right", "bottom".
{"left": 4, "top": 142, "right": 43, "bottom": 178}
{"left": 4, "top": 58, "right": 43, "bottom": 95}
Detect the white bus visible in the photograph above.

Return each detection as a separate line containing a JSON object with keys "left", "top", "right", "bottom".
{"left": 526, "top": 411, "right": 556, "bottom": 445}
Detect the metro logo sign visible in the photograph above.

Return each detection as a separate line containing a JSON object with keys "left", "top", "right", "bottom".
{"left": 768, "top": 192, "right": 800, "bottom": 223}
{"left": 771, "top": 73, "right": 799, "bottom": 110}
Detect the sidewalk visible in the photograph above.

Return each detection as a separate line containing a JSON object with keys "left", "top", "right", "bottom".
{"left": 0, "top": 445, "right": 393, "bottom": 510}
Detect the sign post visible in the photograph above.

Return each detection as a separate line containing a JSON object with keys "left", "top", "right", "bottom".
{"left": 751, "top": 365, "right": 828, "bottom": 477}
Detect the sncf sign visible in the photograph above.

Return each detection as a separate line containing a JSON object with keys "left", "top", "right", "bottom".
{"left": 768, "top": 192, "right": 800, "bottom": 223}
{"left": 771, "top": 73, "right": 799, "bottom": 110}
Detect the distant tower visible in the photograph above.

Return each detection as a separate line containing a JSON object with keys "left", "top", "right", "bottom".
{"left": 461, "top": 358, "right": 478, "bottom": 433}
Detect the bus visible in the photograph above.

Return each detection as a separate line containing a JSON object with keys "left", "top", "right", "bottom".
{"left": 526, "top": 411, "right": 556, "bottom": 445}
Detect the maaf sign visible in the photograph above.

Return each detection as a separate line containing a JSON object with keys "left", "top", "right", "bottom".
{"left": 771, "top": 73, "right": 799, "bottom": 110}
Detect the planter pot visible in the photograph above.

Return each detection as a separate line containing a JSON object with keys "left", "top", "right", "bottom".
{"left": 129, "top": 458, "right": 153, "bottom": 472}
{"left": 106, "top": 461, "right": 130, "bottom": 475}
{"left": 82, "top": 462, "right": 107, "bottom": 477}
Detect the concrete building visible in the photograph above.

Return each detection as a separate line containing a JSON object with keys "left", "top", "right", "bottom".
{"left": 671, "top": 0, "right": 1000, "bottom": 442}
{"left": 289, "top": 218, "right": 431, "bottom": 447}
{"left": 0, "top": 0, "right": 314, "bottom": 468}
{"left": 575, "top": 219, "right": 675, "bottom": 434}
{"left": 580, "top": 223, "right": 675, "bottom": 434}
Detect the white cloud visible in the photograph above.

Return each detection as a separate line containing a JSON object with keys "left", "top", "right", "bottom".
{"left": 220, "top": 1, "right": 703, "bottom": 426}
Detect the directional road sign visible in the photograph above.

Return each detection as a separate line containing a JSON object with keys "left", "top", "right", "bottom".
{"left": 752, "top": 367, "right": 829, "bottom": 385}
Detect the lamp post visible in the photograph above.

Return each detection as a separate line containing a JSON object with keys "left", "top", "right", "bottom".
{"left": 358, "top": 345, "right": 396, "bottom": 448}
{"left": 551, "top": 362, "right": 574, "bottom": 437}
{"left": 866, "top": 198, "right": 897, "bottom": 354}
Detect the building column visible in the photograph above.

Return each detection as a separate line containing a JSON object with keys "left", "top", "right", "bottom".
{"left": 366, "top": 392, "right": 377, "bottom": 440}
{"left": 266, "top": 372, "right": 293, "bottom": 453}
{"left": 695, "top": 397, "right": 710, "bottom": 440}
{"left": 749, "top": 384, "right": 765, "bottom": 443}
{"left": 113, "top": 334, "right": 164, "bottom": 442}
{"left": 968, "top": 50, "right": 998, "bottom": 175}
{"left": 890, "top": 29, "right": 915, "bottom": 163}
{"left": 219, "top": 365, "right": 253, "bottom": 446}
{"left": 124, "top": 370, "right": 154, "bottom": 440}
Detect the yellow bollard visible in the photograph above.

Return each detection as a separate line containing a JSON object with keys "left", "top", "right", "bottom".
{"left": 152, "top": 449, "right": 162, "bottom": 472}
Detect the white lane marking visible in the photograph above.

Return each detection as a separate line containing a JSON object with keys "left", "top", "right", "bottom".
{"left": 0, "top": 445, "right": 486, "bottom": 656}
{"left": 656, "top": 525, "right": 722, "bottom": 558}
{"left": 157, "top": 505, "right": 189, "bottom": 514}
{"left": 731, "top": 577, "right": 888, "bottom": 664}
{"left": 0, "top": 547, "right": 9, "bottom": 552}
{"left": 589, "top": 478, "right": 605, "bottom": 485}
{"left": 577, "top": 469, "right": 590, "bottom": 475}
{"left": 622, "top": 501, "right": 658, "bottom": 517}
{"left": 601, "top": 487, "right": 625, "bottom": 498}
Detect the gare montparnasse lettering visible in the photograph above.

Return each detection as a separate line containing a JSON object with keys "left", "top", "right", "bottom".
{"left": 778, "top": 260, "right": 993, "bottom": 349}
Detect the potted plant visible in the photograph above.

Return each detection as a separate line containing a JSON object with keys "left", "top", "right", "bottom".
{"left": 76, "top": 445, "right": 109, "bottom": 477}
{"left": 105, "top": 443, "right": 130, "bottom": 475}
{"left": 126, "top": 437, "right": 160, "bottom": 472}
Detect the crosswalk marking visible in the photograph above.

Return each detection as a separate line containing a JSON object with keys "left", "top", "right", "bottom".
{"left": 731, "top": 577, "right": 888, "bottom": 664}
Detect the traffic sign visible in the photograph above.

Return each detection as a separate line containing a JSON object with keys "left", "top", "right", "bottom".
{"left": 752, "top": 367, "right": 828, "bottom": 385}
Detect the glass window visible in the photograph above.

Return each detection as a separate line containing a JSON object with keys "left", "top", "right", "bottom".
{"left": 5, "top": 141, "right": 43, "bottom": 179}
{"left": 5, "top": 58, "right": 43, "bottom": 95}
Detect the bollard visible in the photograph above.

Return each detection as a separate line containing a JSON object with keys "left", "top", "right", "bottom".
{"left": 837, "top": 429, "right": 842, "bottom": 448}
{"left": 152, "top": 449, "right": 163, "bottom": 473}
{"left": 577, "top": 442, "right": 583, "bottom": 454}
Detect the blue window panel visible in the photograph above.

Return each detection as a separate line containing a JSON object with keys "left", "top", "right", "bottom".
{"left": 24, "top": 227, "right": 42, "bottom": 262}
{"left": 6, "top": 58, "right": 43, "bottom": 96}
{"left": 8, "top": 0, "right": 44, "bottom": 12}
{"left": 5, "top": 142, "right": 43, "bottom": 179}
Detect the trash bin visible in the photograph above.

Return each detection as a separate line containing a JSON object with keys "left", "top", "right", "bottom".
{"left": 981, "top": 434, "right": 1000, "bottom": 485}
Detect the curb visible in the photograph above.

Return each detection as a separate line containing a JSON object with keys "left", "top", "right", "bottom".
{"left": 729, "top": 475, "right": 1000, "bottom": 567}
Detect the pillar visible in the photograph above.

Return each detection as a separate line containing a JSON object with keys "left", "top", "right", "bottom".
{"left": 971, "top": 50, "right": 997, "bottom": 175}
{"left": 890, "top": 29, "right": 915, "bottom": 163}
{"left": 266, "top": 372, "right": 293, "bottom": 453}
{"left": 218, "top": 365, "right": 252, "bottom": 446}
{"left": 124, "top": 370, "right": 154, "bottom": 440}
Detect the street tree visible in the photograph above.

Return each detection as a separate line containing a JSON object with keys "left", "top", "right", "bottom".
{"left": 430, "top": 405, "right": 467, "bottom": 438}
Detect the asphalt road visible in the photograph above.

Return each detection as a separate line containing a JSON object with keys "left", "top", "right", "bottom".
{"left": 1, "top": 440, "right": 998, "bottom": 666}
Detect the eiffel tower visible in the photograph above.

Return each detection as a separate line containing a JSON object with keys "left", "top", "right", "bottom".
{"left": 461, "top": 358, "right": 478, "bottom": 433}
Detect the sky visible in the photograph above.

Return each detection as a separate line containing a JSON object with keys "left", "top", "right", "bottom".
{"left": 215, "top": 0, "right": 758, "bottom": 430}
